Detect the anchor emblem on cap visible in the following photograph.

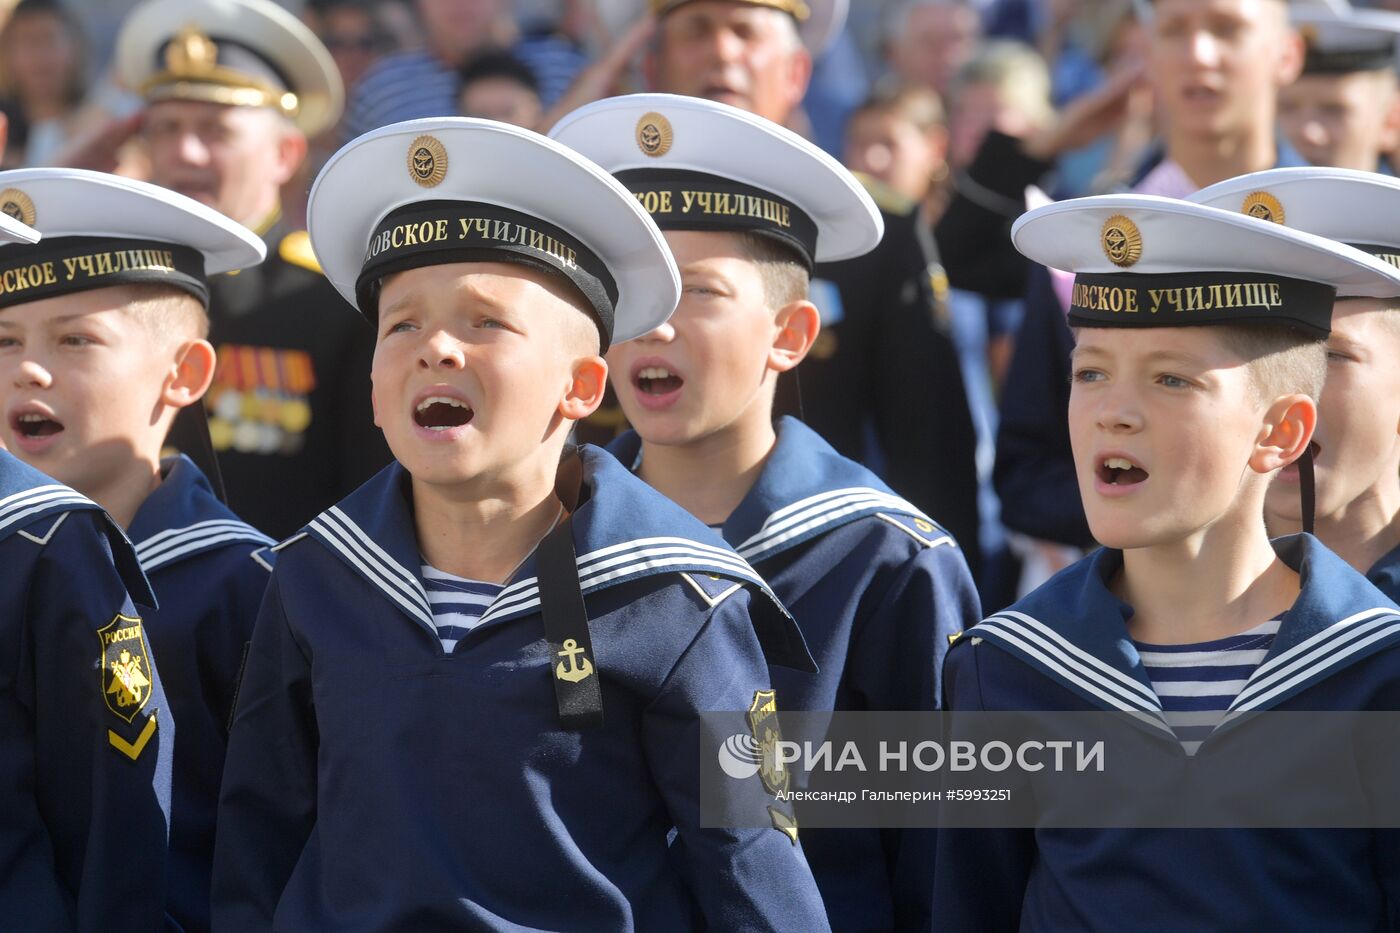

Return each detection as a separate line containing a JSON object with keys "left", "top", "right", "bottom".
{"left": 555, "top": 638, "right": 594, "bottom": 683}
{"left": 407, "top": 135, "right": 448, "bottom": 187}
{"left": 1100, "top": 214, "right": 1142, "bottom": 268}
{"left": 635, "top": 112, "right": 674, "bottom": 157}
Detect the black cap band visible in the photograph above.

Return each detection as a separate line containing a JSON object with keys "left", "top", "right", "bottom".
{"left": 1347, "top": 242, "right": 1400, "bottom": 272}
{"left": 1068, "top": 271, "right": 1335, "bottom": 337}
{"left": 1303, "top": 43, "right": 1395, "bottom": 74}
{"left": 614, "top": 168, "right": 819, "bottom": 270}
{"left": 0, "top": 236, "right": 209, "bottom": 310}
{"left": 151, "top": 34, "right": 294, "bottom": 91}
{"left": 357, "top": 201, "right": 618, "bottom": 350}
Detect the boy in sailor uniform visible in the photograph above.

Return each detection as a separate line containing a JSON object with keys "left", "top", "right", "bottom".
{"left": 0, "top": 169, "right": 272, "bottom": 932}
{"left": 932, "top": 193, "right": 1400, "bottom": 931}
{"left": 551, "top": 94, "right": 982, "bottom": 932}
{"left": 211, "top": 118, "right": 829, "bottom": 931}
{"left": 1189, "top": 168, "right": 1400, "bottom": 601}
{"left": 0, "top": 190, "right": 175, "bottom": 932}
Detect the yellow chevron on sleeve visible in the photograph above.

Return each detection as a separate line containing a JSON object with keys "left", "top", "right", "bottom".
{"left": 109, "top": 712, "right": 158, "bottom": 761}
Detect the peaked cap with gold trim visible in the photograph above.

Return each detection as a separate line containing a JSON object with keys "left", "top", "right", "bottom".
{"left": 650, "top": 0, "right": 848, "bottom": 54}
{"left": 1012, "top": 193, "right": 1400, "bottom": 337}
{"left": 116, "top": 0, "right": 343, "bottom": 137}
{"left": 308, "top": 118, "right": 680, "bottom": 351}
{"left": 1190, "top": 167, "right": 1400, "bottom": 297}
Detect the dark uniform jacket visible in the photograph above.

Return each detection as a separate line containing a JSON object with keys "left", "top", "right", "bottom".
{"left": 174, "top": 214, "right": 391, "bottom": 538}
{"left": 613, "top": 416, "right": 981, "bottom": 932}
{"left": 211, "top": 447, "right": 831, "bottom": 931}
{"left": 128, "top": 456, "right": 275, "bottom": 933}
{"left": 933, "top": 536, "right": 1400, "bottom": 931}
{"left": 787, "top": 208, "right": 981, "bottom": 575}
{"left": 0, "top": 450, "right": 175, "bottom": 932}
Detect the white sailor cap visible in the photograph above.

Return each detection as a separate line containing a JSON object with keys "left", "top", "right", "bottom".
{"left": 307, "top": 118, "right": 681, "bottom": 351}
{"left": 0, "top": 211, "right": 39, "bottom": 246}
{"left": 649, "top": 0, "right": 848, "bottom": 54}
{"left": 1011, "top": 193, "right": 1400, "bottom": 336}
{"left": 1189, "top": 167, "right": 1400, "bottom": 290}
{"left": 116, "top": 0, "right": 344, "bottom": 137}
{"left": 549, "top": 93, "right": 883, "bottom": 267}
{"left": 1294, "top": 0, "right": 1400, "bottom": 73}
{"left": 0, "top": 168, "right": 265, "bottom": 310}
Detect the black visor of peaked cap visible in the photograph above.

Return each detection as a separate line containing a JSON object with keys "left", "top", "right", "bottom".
{"left": 1302, "top": 41, "right": 1396, "bottom": 74}
{"left": 357, "top": 200, "right": 620, "bottom": 351}
{"left": 614, "top": 168, "right": 819, "bottom": 271}
{"left": 1066, "top": 271, "right": 1336, "bottom": 337}
{"left": 0, "top": 236, "right": 209, "bottom": 309}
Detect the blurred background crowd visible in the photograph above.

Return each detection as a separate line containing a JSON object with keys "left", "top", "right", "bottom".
{"left": 3, "top": 0, "right": 1395, "bottom": 612}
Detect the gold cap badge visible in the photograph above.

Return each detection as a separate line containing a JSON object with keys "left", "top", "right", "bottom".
{"left": 166, "top": 25, "right": 218, "bottom": 75}
{"left": 636, "top": 112, "right": 674, "bottom": 158}
{"left": 1101, "top": 214, "right": 1142, "bottom": 268}
{"left": 1242, "top": 191, "right": 1284, "bottom": 225}
{"left": 0, "top": 189, "right": 35, "bottom": 226}
{"left": 408, "top": 135, "right": 448, "bottom": 188}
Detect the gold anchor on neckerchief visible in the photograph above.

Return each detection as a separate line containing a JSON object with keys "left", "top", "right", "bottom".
{"left": 537, "top": 450, "right": 604, "bottom": 728}
{"left": 555, "top": 639, "right": 593, "bottom": 683}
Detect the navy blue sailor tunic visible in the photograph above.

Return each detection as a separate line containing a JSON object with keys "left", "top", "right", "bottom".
{"left": 932, "top": 535, "right": 1400, "bottom": 932}
{"left": 613, "top": 416, "right": 981, "bottom": 933}
{"left": 0, "top": 449, "right": 175, "bottom": 932}
{"left": 211, "top": 446, "right": 831, "bottom": 932}
{"left": 128, "top": 455, "right": 275, "bottom": 933}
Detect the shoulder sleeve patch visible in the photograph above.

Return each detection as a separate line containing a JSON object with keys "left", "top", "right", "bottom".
{"left": 680, "top": 571, "right": 745, "bottom": 608}
{"left": 15, "top": 511, "right": 71, "bottom": 546}
{"left": 874, "top": 511, "right": 956, "bottom": 549}
{"left": 278, "top": 230, "right": 323, "bottom": 275}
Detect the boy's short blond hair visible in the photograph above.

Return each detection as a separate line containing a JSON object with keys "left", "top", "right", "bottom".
{"left": 734, "top": 232, "right": 810, "bottom": 309}
{"left": 1214, "top": 322, "right": 1327, "bottom": 404}
{"left": 118, "top": 283, "right": 210, "bottom": 343}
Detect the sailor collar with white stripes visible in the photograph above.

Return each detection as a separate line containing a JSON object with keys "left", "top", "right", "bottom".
{"left": 960, "top": 534, "right": 1400, "bottom": 745}
{"left": 0, "top": 449, "right": 156, "bottom": 607}
{"left": 128, "top": 455, "right": 274, "bottom": 573}
{"left": 610, "top": 416, "right": 952, "bottom": 565}
{"left": 289, "top": 446, "right": 815, "bottom": 671}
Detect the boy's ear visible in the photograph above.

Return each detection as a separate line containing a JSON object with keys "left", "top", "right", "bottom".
{"left": 559, "top": 355, "right": 609, "bottom": 421}
{"left": 161, "top": 339, "right": 216, "bottom": 410}
{"left": 1250, "top": 393, "right": 1317, "bottom": 474}
{"left": 768, "top": 300, "right": 821, "bottom": 374}
{"left": 1274, "top": 27, "right": 1305, "bottom": 87}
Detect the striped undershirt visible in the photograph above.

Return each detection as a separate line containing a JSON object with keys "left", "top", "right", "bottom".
{"left": 1134, "top": 618, "right": 1280, "bottom": 755}
{"left": 421, "top": 564, "right": 504, "bottom": 652}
